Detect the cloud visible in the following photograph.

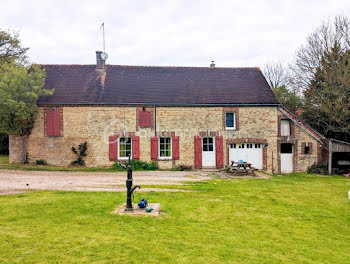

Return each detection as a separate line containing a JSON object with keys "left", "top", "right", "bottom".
{"left": 1, "top": 0, "right": 349, "bottom": 67}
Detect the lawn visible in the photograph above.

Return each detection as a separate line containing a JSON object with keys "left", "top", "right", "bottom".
{"left": 0, "top": 174, "right": 349, "bottom": 263}
{"left": 0, "top": 155, "right": 9, "bottom": 165}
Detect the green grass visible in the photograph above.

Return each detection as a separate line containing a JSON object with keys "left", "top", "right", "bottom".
{"left": 0, "top": 173, "right": 349, "bottom": 263}
{"left": 0, "top": 155, "right": 9, "bottom": 165}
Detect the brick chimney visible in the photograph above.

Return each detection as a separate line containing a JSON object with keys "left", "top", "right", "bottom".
{"left": 210, "top": 60, "right": 215, "bottom": 68}
{"left": 296, "top": 108, "right": 303, "bottom": 116}
{"left": 96, "top": 51, "right": 105, "bottom": 71}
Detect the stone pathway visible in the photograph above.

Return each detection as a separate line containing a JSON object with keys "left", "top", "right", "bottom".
{"left": 0, "top": 169, "right": 212, "bottom": 195}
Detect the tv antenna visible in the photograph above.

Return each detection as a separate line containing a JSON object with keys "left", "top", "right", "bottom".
{"left": 100, "top": 23, "right": 108, "bottom": 60}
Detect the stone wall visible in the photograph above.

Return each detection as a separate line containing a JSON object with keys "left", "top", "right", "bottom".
{"left": 276, "top": 111, "right": 320, "bottom": 173}
{"left": 294, "top": 125, "right": 319, "bottom": 172}
{"left": 8, "top": 105, "right": 321, "bottom": 172}
{"left": 9, "top": 135, "right": 25, "bottom": 163}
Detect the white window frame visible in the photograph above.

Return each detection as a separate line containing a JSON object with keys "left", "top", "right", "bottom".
{"left": 225, "top": 112, "right": 236, "bottom": 130}
{"left": 281, "top": 120, "right": 291, "bottom": 136}
{"left": 118, "top": 137, "right": 132, "bottom": 160}
{"left": 202, "top": 137, "right": 215, "bottom": 152}
{"left": 158, "top": 137, "right": 172, "bottom": 160}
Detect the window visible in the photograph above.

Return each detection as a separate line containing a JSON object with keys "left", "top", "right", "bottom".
{"left": 225, "top": 113, "right": 235, "bottom": 129}
{"left": 304, "top": 145, "right": 310, "bottom": 154}
{"left": 281, "top": 143, "right": 293, "bottom": 153}
{"left": 203, "top": 137, "right": 214, "bottom": 151}
{"left": 119, "top": 137, "right": 132, "bottom": 159}
{"left": 281, "top": 120, "right": 291, "bottom": 136}
{"left": 159, "top": 137, "right": 172, "bottom": 159}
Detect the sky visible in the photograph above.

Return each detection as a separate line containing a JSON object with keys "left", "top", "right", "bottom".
{"left": 1, "top": 0, "right": 349, "bottom": 67}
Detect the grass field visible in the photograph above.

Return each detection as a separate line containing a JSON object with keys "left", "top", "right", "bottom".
{"left": 0, "top": 173, "right": 349, "bottom": 263}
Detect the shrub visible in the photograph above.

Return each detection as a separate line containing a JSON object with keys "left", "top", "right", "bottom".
{"left": 131, "top": 160, "right": 158, "bottom": 170}
{"left": 71, "top": 142, "right": 87, "bottom": 166}
{"left": 113, "top": 162, "right": 127, "bottom": 170}
{"left": 113, "top": 160, "right": 158, "bottom": 170}
{"left": 307, "top": 163, "right": 328, "bottom": 175}
{"left": 308, "top": 162, "right": 350, "bottom": 175}
{"left": 36, "top": 159, "right": 47, "bottom": 165}
{"left": 332, "top": 168, "right": 348, "bottom": 176}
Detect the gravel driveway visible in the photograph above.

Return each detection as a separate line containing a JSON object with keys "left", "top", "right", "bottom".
{"left": 0, "top": 170, "right": 213, "bottom": 195}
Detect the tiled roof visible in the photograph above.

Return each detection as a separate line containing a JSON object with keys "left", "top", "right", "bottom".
{"left": 38, "top": 65, "right": 279, "bottom": 105}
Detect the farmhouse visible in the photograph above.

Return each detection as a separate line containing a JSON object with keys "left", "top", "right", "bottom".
{"left": 9, "top": 51, "right": 325, "bottom": 173}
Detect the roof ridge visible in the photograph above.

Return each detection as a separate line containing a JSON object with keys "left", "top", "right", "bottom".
{"left": 41, "top": 64, "right": 95, "bottom": 66}
{"left": 41, "top": 64, "right": 261, "bottom": 70}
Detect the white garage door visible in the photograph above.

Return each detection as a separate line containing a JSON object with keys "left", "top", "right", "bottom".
{"left": 229, "top": 143, "right": 263, "bottom": 169}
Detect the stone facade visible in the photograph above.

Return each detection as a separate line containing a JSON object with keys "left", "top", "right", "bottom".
{"left": 9, "top": 105, "right": 321, "bottom": 173}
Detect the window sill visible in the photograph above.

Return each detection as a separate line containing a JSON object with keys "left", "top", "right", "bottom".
{"left": 158, "top": 158, "right": 172, "bottom": 161}
{"left": 118, "top": 157, "right": 132, "bottom": 161}
{"left": 225, "top": 127, "right": 236, "bottom": 130}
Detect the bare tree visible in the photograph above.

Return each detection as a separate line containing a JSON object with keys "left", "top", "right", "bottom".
{"left": 290, "top": 15, "right": 350, "bottom": 91}
{"left": 262, "top": 62, "right": 290, "bottom": 89}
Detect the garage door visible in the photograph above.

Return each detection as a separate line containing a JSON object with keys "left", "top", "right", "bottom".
{"left": 229, "top": 143, "right": 263, "bottom": 169}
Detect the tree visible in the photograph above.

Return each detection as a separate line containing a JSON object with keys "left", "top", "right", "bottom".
{"left": 0, "top": 63, "right": 53, "bottom": 162}
{"left": 290, "top": 15, "right": 350, "bottom": 92}
{"left": 302, "top": 42, "right": 350, "bottom": 142}
{"left": 271, "top": 85, "right": 303, "bottom": 112}
{"left": 0, "top": 29, "right": 28, "bottom": 64}
{"left": 0, "top": 29, "right": 53, "bottom": 162}
{"left": 262, "top": 62, "right": 303, "bottom": 112}
{"left": 262, "top": 62, "right": 290, "bottom": 89}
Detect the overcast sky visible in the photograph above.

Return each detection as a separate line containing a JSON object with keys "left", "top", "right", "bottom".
{"left": 1, "top": 0, "right": 349, "bottom": 67}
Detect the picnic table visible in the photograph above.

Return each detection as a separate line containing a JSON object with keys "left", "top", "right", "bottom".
{"left": 229, "top": 161, "right": 256, "bottom": 175}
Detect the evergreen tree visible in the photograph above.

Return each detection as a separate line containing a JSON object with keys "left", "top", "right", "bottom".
{"left": 302, "top": 42, "right": 350, "bottom": 142}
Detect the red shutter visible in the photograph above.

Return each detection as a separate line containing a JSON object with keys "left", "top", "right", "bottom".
{"left": 47, "top": 109, "right": 61, "bottom": 137}
{"left": 194, "top": 136, "right": 202, "bottom": 168}
{"left": 132, "top": 136, "right": 140, "bottom": 160}
{"left": 216, "top": 136, "right": 224, "bottom": 168}
{"left": 109, "top": 136, "right": 118, "bottom": 161}
{"left": 301, "top": 142, "right": 306, "bottom": 154}
{"left": 172, "top": 136, "right": 180, "bottom": 160}
{"left": 151, "top": 136, "right": 158, "bottom": 160}
{"left": 52, "top": 110, "right": 61, "bottom": 136}
{"left": 47, "top": 110, "right": 54, "bottom": 136}
{"left": 139, "top": 111, "right": 152, "bottom": 127}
